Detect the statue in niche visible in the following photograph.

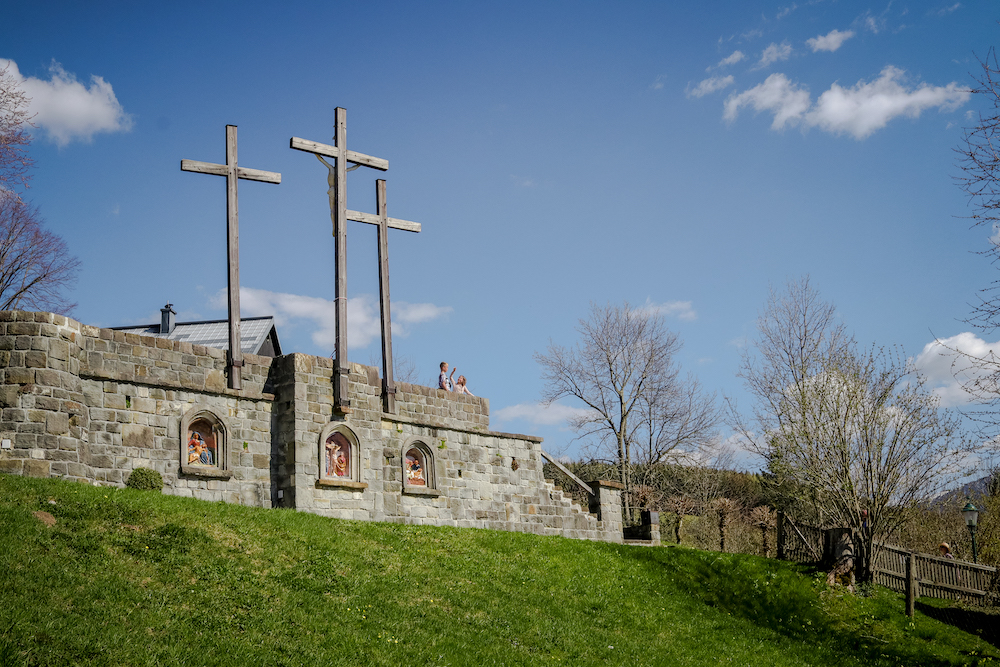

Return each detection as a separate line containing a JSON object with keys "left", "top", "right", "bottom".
{"left": 324, "top": 431, "right": 351, "bottom": 478}
{"left": 186, "top": 420, "right": 217, "bottom": 467}
{"left": 405, "top": 449, "right": 426, "bottom": 486}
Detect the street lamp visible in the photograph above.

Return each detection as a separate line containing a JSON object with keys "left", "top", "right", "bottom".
{"left": 961, "top": 501, "right": 980, "bottom": 564}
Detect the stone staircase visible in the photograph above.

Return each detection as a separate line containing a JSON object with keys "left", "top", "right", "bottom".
{"left": 542, "top": 478, "right": 596, "bottom": 519}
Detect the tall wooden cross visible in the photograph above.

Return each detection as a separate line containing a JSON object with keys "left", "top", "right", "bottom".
{"left": 290, "top": 108, "right": 421, "bottom": 413}
{"left": 181, "top": 125, "right": 281, "bottom": 391}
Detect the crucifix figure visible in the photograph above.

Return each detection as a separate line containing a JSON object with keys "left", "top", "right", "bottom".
{"left": 291, "top": 108, "right": 420, "bottom": 414}
{"left": 181, "top": 125, "right": 281, "bottom": 391}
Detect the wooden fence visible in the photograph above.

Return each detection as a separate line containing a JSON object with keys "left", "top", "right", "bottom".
{"left": 776, "top": 513, "right": 826, "bottom": 565}
{"left": 873, "top": 543, "right": 998, "bottom": 607}
{"left": 777, "top": 513, "right": 999, "bottom": 606}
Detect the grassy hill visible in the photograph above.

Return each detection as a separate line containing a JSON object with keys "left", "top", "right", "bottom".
{"left": 0, "top": 474, "right": 995, "bottom": 667}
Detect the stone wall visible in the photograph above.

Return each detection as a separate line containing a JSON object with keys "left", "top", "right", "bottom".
{"left": 0, "top": 310, "right": 623, "bottom": 543}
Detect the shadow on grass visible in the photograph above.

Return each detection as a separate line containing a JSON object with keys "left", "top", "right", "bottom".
{"left": 622, "top": 546, "right": 966, "bottom": 667}
{"left": 916, "top": 602, "right": 999, "bottom": 649}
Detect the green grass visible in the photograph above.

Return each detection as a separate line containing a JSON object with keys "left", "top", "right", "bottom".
{"left": 0, "top": 475, "right": 996, "bottom": 667}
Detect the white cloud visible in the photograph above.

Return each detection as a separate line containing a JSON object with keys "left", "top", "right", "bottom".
{"left": 777, "top": 3, "right": 797, "bottom": 19}
{"left": 808, "top": 66, "right": 970, "bottom": 139}
{"left": 806, "top": 29, "right": 855, "bottom": 53}
{"left": 492, "top": 401, "right": 594, "bottom": 429}
{"left": 636, "top": 298, "right": 697, "bottom": 322}
{"left": 686, "top": 75, "right": 735, "bottom": 99}
{"left": 650, "top": 74, "right": 667, "bottom": 90}
{"left": 718, "top": 51, "right": 745, "bottom": 67}
{"left": 912, "top": 333, "right": 1000, "bottom": 407}
{"left": 936, "top": 3, "right": 961, "bottom": 16}
{"left": 2, "top": 59, "right": 132, "bottom": 147}
{"left": 724, "top": 73, "right": 812, "bottom": 130}
{"left": 858, "top": 7, "right": 890, "bottom": 34}
{"left": 211, "top": 287, "right": 451, "bottom": 351}
{"left": 724, "top": 67, "right": 970, "bottom": 139}
{"left": 753, "top": 42, "right": 792, "bottom": 70}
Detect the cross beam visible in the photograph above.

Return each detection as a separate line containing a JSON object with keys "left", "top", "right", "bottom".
{"left": 181, "top": 125, "right": 281, "bottom": 391}
{"left": 290, "top": 108, "right": 390, "bottom": 413}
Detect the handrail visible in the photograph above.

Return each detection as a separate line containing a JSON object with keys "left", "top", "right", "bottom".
{"left": 540, "top": 450, "right": 593, "bottom": 496}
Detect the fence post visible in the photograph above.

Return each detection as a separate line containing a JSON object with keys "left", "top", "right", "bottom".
{"left": 776, "top": 510, "right": 786, "bottom": 560}
{"left": 905, "top": 552, "right": 917, "bottom": 617}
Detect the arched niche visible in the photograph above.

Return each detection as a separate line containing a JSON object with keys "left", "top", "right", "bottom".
{"left": 401, "top": 438, "right": 439, "bottom": 497}
{"left": 179, "top": 406, "right": 232, "bottom": 480}
{"left": 315, "top": 423, "right": 367, "bottom": 490}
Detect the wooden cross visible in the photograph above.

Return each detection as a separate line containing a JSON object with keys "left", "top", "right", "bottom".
{"left": 181, "top": 125, "right": 281, "bottom": 391}
{"left": 291, "top": 108, "right": 421, "bottom": 414}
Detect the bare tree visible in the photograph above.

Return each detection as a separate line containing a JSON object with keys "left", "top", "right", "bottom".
{"left": 0, "top": 195, "right": 79, "bottom": 313}
{"left": 0, "top": 71, "right": 78, "bottom": 315}
{"left": 535, "top": 301, "right": 719, "bottom": 520}
{"left": 0, "top": 62, "right": 34, "bottom": 196}
{"left": 734, "top": 279, "right": 973, "bottom": 581}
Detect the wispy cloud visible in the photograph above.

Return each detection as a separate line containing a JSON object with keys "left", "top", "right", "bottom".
{"left": 753, "top": 42, "right": 793, "bottom": 70}
{"left": 210, "top": 287, "right": 452, "bottom": 351}
{"left": 912, "top": 333, "right": 1000, "bottom": 407}
{"left": 636, "top": 298, "right": 697, "bottom": 321}
{"left": 935, "top": 2, "right": 961, "bottom": 15}
{"left": 686, "top": 75, "right": 735, "bottom": 99}
{"left": 2, "top": 59, "right": 132, "bottom": 147}
{"left": 717, "top": 51, "right": 745, "bottom": 68}
{"left": 776, "top": 3, "right": 797, "bottom": 19}
{"left": 858, "top": 6, "right": 891, "bottom": 34}
{"left": 724, "top": 66, "right": 970, "bottom": 139}
{"left": 492, "top": 401, "right": 594, "bottom": 430}
{"left": 806, "top": 29, "right": 855, "bottom": 53}
{"left": 510, "top": 175, "right": 535, "bottom": 188}
{"left": 650, "top": 74, "right": 667, "bottom": 90}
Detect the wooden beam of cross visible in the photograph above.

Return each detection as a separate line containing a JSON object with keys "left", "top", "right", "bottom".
{"left": 181, "top": 125, "right": 281, "bottom": 391}
{"left": 346, "top": 179, "right": 421, "bottom": 413}
{"left": 290, "top": 107, "right": 399, "bottom": 413}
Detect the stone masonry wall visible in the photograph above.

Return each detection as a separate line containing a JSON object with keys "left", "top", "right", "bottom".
{"left": 0, "top": 310, "right": 623, "bottom": 543}
{"left": 0, "top": 311, "right": 275, "bottom": 505}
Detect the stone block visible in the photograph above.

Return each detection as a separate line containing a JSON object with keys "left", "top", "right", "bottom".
{"left": 24, "top": 459, "right": 50, "bottom": 477}
{"left": 122, "top": 424, "right": 154, "bottom": 449}
{"left": 5, "top": 368, "right": 34, "bottom": 384}
{"left": 0, "top": 458, "right": 24, "bottom": 474}
{"left": 24, "top": 351, "right": 46, "bottom": 368}
{"left": 46, "top": 412, "right": 69, "bottom": 435}
{"left": 205, "top": 370, "right": 226, "bottom": 393}
{"left": 0, "top": 385, "right": 20, "bottom": 407}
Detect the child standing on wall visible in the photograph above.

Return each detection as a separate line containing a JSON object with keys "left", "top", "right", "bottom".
{"left": 439, "top": 362, "right": 456, "bottom": 392}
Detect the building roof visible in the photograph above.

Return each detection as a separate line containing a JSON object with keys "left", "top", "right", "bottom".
{"left": 111, "top": 316, "right": 281, "bottom": 357}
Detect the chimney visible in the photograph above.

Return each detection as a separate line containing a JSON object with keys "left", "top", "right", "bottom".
{"left": 160, "top": 303, "right": 176, "bottom": 334}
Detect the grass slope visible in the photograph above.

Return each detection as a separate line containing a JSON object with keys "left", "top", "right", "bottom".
{"left": 0, "top": 475, "right": 995, "bottom": 667}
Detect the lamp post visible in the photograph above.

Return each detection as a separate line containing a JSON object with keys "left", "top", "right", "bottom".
{"left": 961, "top": 501, "right": 980, "bottom": 564}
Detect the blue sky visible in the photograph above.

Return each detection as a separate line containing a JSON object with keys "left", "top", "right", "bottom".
{"left": 3, "top": 1, "right": 998, "bottom": 466}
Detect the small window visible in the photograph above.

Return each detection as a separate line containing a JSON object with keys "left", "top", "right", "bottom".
{"left": 401, "top": 439, "right": 438, "bottom": 496}
{"left": 186, "top": 418, "right": 219, "bottom": 467}
{"left": 316, "top": 423, "right": 366, "bottom": 490}
{"left": 404, "top": 447, "right": 427, "bottom": 486}
{"left": 324, "top": 431, "right": 352, "bottom": 479}
{"left": 179, "top": 406, "right": 231, "bottom": 480}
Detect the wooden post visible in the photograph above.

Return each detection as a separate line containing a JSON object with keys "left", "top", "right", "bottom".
{"left": 776, "top": 510, "right": 786, "bottom": 560}
{"left": 332, "top": 108, "right": 350, "bottom": 411}
{"left": 905, "top": 552, "right": 917, "bottom": 617}
{"left": 224, "top": 125, "right": 244, "bottom": 390}
{"left": 375, "top": 180, "right": 396, "bottom": 414}
{"left": 181, "top": 125, "right": 280, "bottom": 390}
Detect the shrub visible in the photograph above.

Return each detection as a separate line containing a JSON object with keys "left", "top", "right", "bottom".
{"left": 125, "top": 467, "right": 163, "bottom": 491}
